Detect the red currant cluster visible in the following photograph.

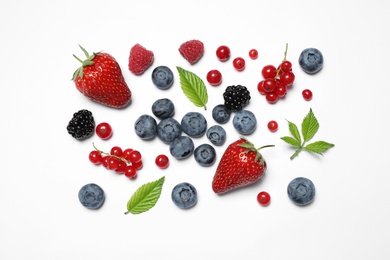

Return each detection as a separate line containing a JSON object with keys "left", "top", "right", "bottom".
{"left": 257, "top": 44, "right": 295, "bottom": 104}
{"left": 89, "top": 143, "right": 143, "bottom": 179}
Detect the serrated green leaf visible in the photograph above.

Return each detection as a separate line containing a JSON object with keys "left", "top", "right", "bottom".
{"left": 176, "top": 66, "right": 208, "bottom": 110}
{"left": 281, "top": 136, "right": 301, "bottom": 147}
{"left": 125, "top": 176, "right": 165, "bottom": 215}
{"left": 288, "top": 120, "right": 301, "bottom": 144}
{"left": 301, "top": 108, "right": 319, "bottom": 142}
{"left": 304, "top": 141, "right": 335, "bottom": 155}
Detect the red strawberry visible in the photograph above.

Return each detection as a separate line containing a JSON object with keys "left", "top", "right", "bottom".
{"left": 212, "top": 138, "right": 274, "bottom": 194}
{"left": 179, "top": 40, "right": 204, "bottom": 65}
{"left": 128, "top": 44, "right": 154, "bottom": 75}
{"left": 72, "top": 45, "right": 131, "bottom": 108}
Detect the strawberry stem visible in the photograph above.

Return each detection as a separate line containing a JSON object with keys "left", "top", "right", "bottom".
{"left": 257, "top": 144, "right": 275, "bottom": 150}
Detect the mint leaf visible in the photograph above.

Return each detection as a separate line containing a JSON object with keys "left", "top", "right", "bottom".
{"left": 176, "top": 66, "right": 208, "bottom": 110}
{"left": 304, "top": 141, "right": 335, "bottom": 155}
{"left": 288, "top": 120, "right": 301, "bottom": 144}
{"left": 125, "top": 176, "right": 165, "bottom": 215}
{"left": 301, "top": 108, "right": 319, "bottom": 142}
{"left": 281, "top": 136, "right": 301, "bottom": 147}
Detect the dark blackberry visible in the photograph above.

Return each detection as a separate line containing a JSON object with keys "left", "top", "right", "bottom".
{"left": 67, "top": 109, "right": 95, "bottom": 140}
{"left": 223, "top": 85, "right": 251, "bottom": 112}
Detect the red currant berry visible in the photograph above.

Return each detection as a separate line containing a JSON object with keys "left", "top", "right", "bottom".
{"left": 262, "top": 78, "right": 277, "bottom": 93}
{"left": 115, "top": 160, "right": 126, "bottom": 174}
{"left": 107, "top": 157, "right": 119, "bottom": 170}
{"left": 96, "top": 122, "right": 113, "bottom": 140}
{"left": 89, "top": 150, "right": 102, "bottom": 165}
{"left": 249, "top": 49, "right": 258, "bottom": 59}
{"left": 279, "top": 71, "right": 295, "bottom": 86}
{"left": 101, "top": 156, "right": 110, "bottom": 168}
{"left": 132, "top": 160, "right": 143, "bottom": 170}
{"left": 233, "top": 57, "right": 245, "bottom": 71}
{"left": 275, "top": 83, "right": 287, "bottom": 97}
{"left": 110, "top": 146, "right": 123, "bottom": 157}
{"left": 302, "top": 89, "right": 313, "bottom": 101}
{"left": 279, "top": 60, "right": 292, "bottom": 72}
{"left": 266, "top": 92, "right": 279, "bottom": 104}
{"left": 155, "top": 154, "right": 169, "bottom": 169}
{"left": 261, "top": 65, "right": 277, "bottom": 79}
{"left": 267, "top": 120, "right": 278, "bottom": 132}
{"left": 128, "top": 150, "right": 142, "bottom": 163}
{"left": 216, "top": 45, "right": 231, "bottom": 62}
{"left": 124, "top": 165, "right": 137, "bottom": 179}
{"left": 206, "top": 70, "right": 222, "bottom": 86}
{"left": 123, "top": 148, "right": 134, "bottom": 161}
{"left": 257, "top": 80, "right": 266, "bottom": 95}
{"left": 257, "top": 191, "right": 271, "bottom": 206}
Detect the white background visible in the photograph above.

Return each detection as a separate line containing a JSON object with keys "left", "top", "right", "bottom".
{"left": 1, "top": 0, "right": 389, "bottom": 259}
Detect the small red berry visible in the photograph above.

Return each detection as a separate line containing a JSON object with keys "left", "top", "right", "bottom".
{"left": 124, "top": 165, "right": 137, "bottom": 179}
{"left": 266, "top": 92, "right": 279, "bottom": 104}
{"left": 257, "top": 81, "right": 266, "bottom": 95}
{"left": 101, "top": 156, "right": 110, "bottom": 168}
{"left": 216, "top": 45, "right": 231, "bottom": 62}
{"left": 115, "top": 160, "right": 126, "bottom": 174}
{"left": 275, "top": 83, "right": 287, "bottom": 97}
{"left": 155, "top": 154, "right": 169, "bottom": 169}
{"left": 267, "top": 120, "right": 278, "bottom": 132}
{"left": 96, "top": 122, "right": 113, "bottom": 140}
{"left": 206, "top": 70, "right": 222, "bottom": 86}
{"left": 128, "top": 150, "right": 142, "bottom": 163}
{"left": 132, "top": 160, "right": 143, "bottom": 170}
{"left": 262, "top": 78, "right": 277, "bottom": 93}
{"left": 233, "top": 57, "right": 245, "bottom": 71}
{"left": 249, "top": 49, "right": 258, "bottom": 59}
{"left": 302, "top": 89, "right": 313, "bottom": 101}
{"left": 279, "top": 71, "right": 295, "bottom": 86}
{"left": 279, "top": 60, "right": 292, "bottom": 72}
{"left": 89, "top": 150, "right": 102, "bottom": 165}
{"left": 123, "top": 148, "right": 134, "bottom": 161}
{"left": 107, "top": 157, "right": 119, "bottom": 170}
{"left": 110, "top": 146, "right": 123, "bottom": 157}
{"left": 257, "top": 191, "right": 271, "bottom": 206}
{"left": 261, "top": 65, "right": 277, "bottom": 79}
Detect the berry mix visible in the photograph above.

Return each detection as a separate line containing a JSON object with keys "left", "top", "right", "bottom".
{"left": 67, "top": 40, "right": 330, "bottom": 212}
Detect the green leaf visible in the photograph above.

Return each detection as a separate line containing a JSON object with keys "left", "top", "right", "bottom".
{"left": 301, "top": 108, "right": 319, "bottom": 142}
{"left": 280, "top": 136, "right": 301, "bottom": 147}
{"left": 304, "top": 141, "right": 335, "bottom": 155}
{"left": 125, "top": 176, "right": 165, "bottom": 215}
{"left": 176, "top": 66, "right": 208, "bottom": 110}
{"left": 288, "top": 120, "right": 301, "bottom": 144}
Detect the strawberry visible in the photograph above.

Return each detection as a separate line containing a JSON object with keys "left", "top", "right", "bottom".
{"left": 212, "top": 138, "right": 274, "bottom": 194}
{"left": 128, "top": 44, "right": 154, "bottom": 75}
{"left": 179, "top": 39, "right": 204, "bottom": 65}
{"left": 72, "top": 45, "right": 131, "bottom": 108}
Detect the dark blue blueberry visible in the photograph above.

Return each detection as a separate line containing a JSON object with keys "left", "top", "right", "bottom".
{"left": 151, "top": 66, "right": 174, "bottom": 90}
{"left": 206, "top": 125, "right": 226, "bottom": 146}
{"left": 134, "top": 114, "right": 157, "bottom": 140}
{"left": 212, "top": 104, "right": 231, "bottom": 124}
{"left": 298, "top": 48, "right": 324, "bottom": 74}
{"left": 157, "top": 118, "right": 182, "bottom": 144}
{"left": 151, "top": 98, "right": 175, "bottom": 119}
{"left": 78, "top": 183, "right": 105, "bottom": 209}
{"left": 171, "top": 182, "right": 197, "bottom": 209}
{"left": 169, "top": 136, "right": 194, "bottom": 160}
{"left": 232, "top": 109, "right": 257, "bottom": 135}
{"left": 194, "top": 143, "right": 216, "bottom": 167}
{"left": 287, "top": 177, "right": 316, "bottom": 206}
{"left": 181, "top": 112, "right": 207, "bottom": 137}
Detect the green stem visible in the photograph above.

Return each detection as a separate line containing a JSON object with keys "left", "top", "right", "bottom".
{"left": 257, "top": 144, "right": 275, "bottom": 150}
{"left": 290, "top": 141, "right": 305, "bottom": 160}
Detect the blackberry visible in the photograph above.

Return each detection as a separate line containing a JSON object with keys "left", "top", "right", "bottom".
{"left": 67, "top": 109, "right": 95, "bottom": 140}
{"left": 223, "top": 85, "right": 251, "bottom": 111}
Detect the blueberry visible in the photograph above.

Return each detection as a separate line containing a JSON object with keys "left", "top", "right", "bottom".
{"left": 171, "top": 182, "right": 197, "bottom": 209}
{"left": 151, "top": 98, "right": 175, "bottom": 119}
{"left": 287, "top": 177, "right": 316, "bottom": 206}
{"left": 206, "top": 125, "right": 226, "bottom": 146}
{"left": 298, "top": 48, "right": 324, "bottom": 74}
{"left": 181, "top": 112, "right": 207, "bottom": 137}
{"left": 194, "top": 143, "right": 216, "bottom": 167}
{"left": 157, "top": 118, "right": 182, "bottom": 144}
{"left": 151, "top": 66, "right": 174, "bottom": 90}
{"left": 78, "top": 183, "right": 105, "bottom": 209}
{"left": 232, "top": 109, "right": 257, "bottom": 135}
{"left": 169, "top": 136, "right": 194, "bottom": 160}
{"left": 212, "top": 104, "right": 231, "bottom": 124}
{"left": 134, "top": 114, "right": 157, "bottom": 140}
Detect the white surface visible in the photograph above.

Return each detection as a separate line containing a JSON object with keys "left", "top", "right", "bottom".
{"left": 1, "top": 0, "right": 389, "bottom": 259}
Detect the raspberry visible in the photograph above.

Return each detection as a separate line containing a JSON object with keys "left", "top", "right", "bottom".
{"left": 67, "top": 109, "right": 95, "bottom": 140}
{"left": 179, "top": 40, "right": 204, "bottom": 65}
{"left": 128, "top": 44, "right": 154, "bottom": 75}
{"left": 223, "top": 85, "right": 251, "bottom": 112}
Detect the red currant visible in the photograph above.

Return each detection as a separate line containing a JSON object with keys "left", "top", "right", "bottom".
{"left": 249, "top": 49, "right": 258, "bottom": 59}
{"left": 216, "top": 45, "right": 231, "bottom": 62}
{"left": 110, "top": 146, "right": 123, "bottom": 157}
{"left": 267, "top": 120, "right": 278, "bottom": 132}
{"left": 124, "top": 165, "right": 137, "bottom": 179}
{"left": 206, "top": 70, "right": 222, "bottom": 86}
{"left": 279, "top": 71, "right": 295, "bottom": 86}
{"left": 96, "top": 122, "right": 113, "bottom": 140}
{"left": 279, "top": 60, "right": 292, "bottom": 72}
{"left": 132, "top": 160, "right": 143, "bottom": 170}
{"left": 262, "top": 78, "right": 277, "bottom": 93}
{"left": 101, "top": 156, "right": 110, "bottom": 168}
{"left": 302, "top": 89, "right": 313, "bottom": 101}
{"left": 275, "top": 83, "right": 287, "bottom": 97}
{"left": 261, "top": 65, "right": 277, "bottom": 79}
{"left": 107, "top": 157, "right": 119, "bottom": 170}
{"left": 115, "top": 160, "right": 126, "bottom": 174}
{"left": 257, "top": 81, "right": 266, "bottom": 95}
{"left": 155, "top": 154, "right": 169, "bottom": 169}
{"left": 257, "top": 191, "right": 271, "bottom": 206}
{"left": 128, "top": 150, "right": 142, "bottom": 163}
{"left": 89, "top": 150, "right": 102, "bottom": 165}
{"left": 266, "top": 92, "right": 279, "bottom": 104}
{"left": 123, "top": 148, "right": 134, "bottom": 161}
{"left": 233, "top": 57, "right": 245, "bottom": 71}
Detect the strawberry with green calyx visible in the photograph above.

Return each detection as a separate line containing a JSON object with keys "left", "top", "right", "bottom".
{"left": 212, "top": 138, "right": 274, "bottom": 194}
{"left": 72, "top": 45, "right": 131, "bottom": 108}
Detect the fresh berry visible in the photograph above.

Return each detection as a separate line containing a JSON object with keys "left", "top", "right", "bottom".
{"left": 233, "top": 57, "right": 245, "bottom": 71}
{"left": 127, "top": 150, "right": 142, "bottom": 163}
{"left": 194, "top": 143, "right": 216, "bottom": 167}
{"left": 72, "top": 45, "right": 131, "bottom": 108}
{"left": 151, "top": 66, "right": 174, "bottom": 90}
{"left": 155, "top": 154, "right": 169, "bottom": 169}
{"left": 302, "top": 89, "right": 313, "bottom": 101}
{"left": 107, "top": 157, "right": 119, "bottom": 170}
{"left": 265, "top": 93, "right": 279, "bottom": 104}
{"left": 134, "top": 114, "right": 158, "bottom": 140}
{"left": 267, "top": 120, "right": 278, "bottom": 132}
{"left": 89, "top": 150, "right": 102, "bottom": 165}
{"left": 78, "top": 183, "right": 105, "bottom": 209}
{"left": 123, "top": 148, "right": 134, "bottom": 161}
{"left": 169, "top": 136, "right": 194, "bottom": 160}
{"left": 279, "top": 71, "right": 295, "bottom": 87}
{"left": 298, "top": 48, "right": 323, "bottom": 74}
{"left": 128, "top": 43, "right": 154, "bottom": 75}
{"left": 110, "top": 146, "right": 123, "bottom": 157}
{"left": 279, "top": 60, "right": 292, "bottom": 72}
{"left": 257, "top": 81, "right": 267, "bottom": 95}
{"left": 287, "top": 177, "right": 316, "bottom": 206}
{"left": 115, "top": 160, "right": 126, "bottom": 174}
{"left": 249, "top": 49, "right": 258, "bottom": 59}
{"left": 257, "top": 191, "right": 271, "bottom": 206}
{"left": 216, "top": 45, "right": 231, "bottom": 62}
{"left": 67, "top": 109, "right": 95, "bottom": 140}
{"left": 223, "top": 85, "right": 251, "bottom": 112}
{"left": 262, "top": 78, "right": 277, "bottom": 93}
{"left": 212, "top": 104, "right": 231, "bottom": 124}
{"left": 132, "top": 160, "right": 143, "bottom": 170}
{"left": 171, "top": 182, "right": 198, "bottom": 209}
{"left": 261, "top": 65, "right": 277, "bottom": 79}
{"left": 96, "top": 122, "right": 113, "bottom": 140}
{"left": 232, "top": 110, "right": 257, "bottom": 135}
{"left": 180, "top": 112, "right": 207, "bottom": 138}
{"left": 124, "top": 165, "right": 137, "bottom": 179}
{"left": 206, "top": 70, "right": 222, "bottom": 86}
{"left": 179, "top": 40, "right": 204, "bottom": 65}
{"left": 157, "top": 118, "right": 182, "bottom": 144}
{"left": 212, "top": 138, "right": 273, "bottom": 194}
{"left": 206, "top": 125, "right": 226, "bottom": 146}
{"left": 275, "top": 83, "right": 287, "bottom": 97}
{"left": 151, "top": 98, "right": 175, "bottom": 120}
